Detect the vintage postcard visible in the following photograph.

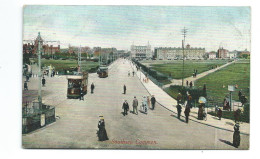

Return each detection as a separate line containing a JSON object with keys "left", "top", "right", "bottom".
{"left": 22, "top": 6, "right": 250, "bottom": 149}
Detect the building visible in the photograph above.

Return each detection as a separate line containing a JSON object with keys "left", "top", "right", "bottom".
{"left": 23, "top": 36, "right": 60, "bottom": 55}
{"left": 155, "top": 44, "right": 205, "bottom": 60}
{"left": 217, "top": 47, "right": 229, "bottom": 59}
{"left": 23, "top": 43, "right": 34, "bottom": 54}
{"left": 237, "top": 49, "right": 250, "bottom": 58}
{"left": 43, "top": 44, "right": 60, "bottom": 55}
{"left": 130, "top": 42, "right": 152, "bottom": 60}
{"left": 227, "top": 50, "right": 238, "bottom": 59}
{"left": 208, "top": 51, "right": 217, "bottom": 59}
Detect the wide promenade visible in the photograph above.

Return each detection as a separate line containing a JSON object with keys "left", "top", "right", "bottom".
{"left": 22, "top": 59, "right": 249, "bottom": 149}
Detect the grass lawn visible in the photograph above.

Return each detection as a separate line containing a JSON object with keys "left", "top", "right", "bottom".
{"left": 195, "top": 61, "right": 250, "bottom": 104}
{"left": 41, "top": 59, "right": 99, "bottom": 72}
{"left": 148, "top": 60, "right": 229, "bottom": 79}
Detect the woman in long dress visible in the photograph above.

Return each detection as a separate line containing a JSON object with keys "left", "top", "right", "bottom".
{"left": 97, "top": 116, "right": 109, "bottom": 141}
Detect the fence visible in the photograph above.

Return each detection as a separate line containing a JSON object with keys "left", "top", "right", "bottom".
{"left": 22, "top": 102, "right": 55, "bottom": 134}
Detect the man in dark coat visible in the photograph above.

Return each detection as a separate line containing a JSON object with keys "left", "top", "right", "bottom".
{"left": 132, "top": 71, "right": 135, "bottom": 77}
{"left": 91, "top": 83, "right": 95, "bottom": 94}
{"left": 177, "top": 104, "right": 182, "bottom": 119}
{"left": 24, "top": 81, "right": 28, "bottom": 90}
{"left": 186, "top": 80, "right": 189, "bottom": 87}
{"left": 190, "top": 81, "right": 193, "bottom": 88}
{"left": 122, "top": 100, "right": 129, "bottom": 116}
{"left": 42, "top": 77, "right": 46, "bottom": 87}
{"left": 184, "top": 106, "right": 190, "bottom": 123}
{"left": 97, "top": 116, "right": 109, "bottom": 141}
{"left": 151, "top": 95, "right": 156, "bottom": 110}
{"left": 123, "top": 85, "right": 126, "bottom": 94}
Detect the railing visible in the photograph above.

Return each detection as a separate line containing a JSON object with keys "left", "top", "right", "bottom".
{"left": 22, "top": 102, "right": 56, "bottom": 134}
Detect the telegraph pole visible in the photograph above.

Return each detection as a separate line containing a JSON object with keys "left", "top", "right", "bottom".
{"left": 78, "top": 45, "right": 82, "bottom": 72}
{"left": 37, "top": 32, "right": 42, "bottom": 107}
{"left": 181, "top": 27, "right": 188, "bottom": 87}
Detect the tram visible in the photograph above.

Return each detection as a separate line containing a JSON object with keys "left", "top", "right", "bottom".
{"left": 97, "top": 66, "right": 108, "bottom": 78}
{"left": 67, "top": 72, "right": 88, "bottom": 99}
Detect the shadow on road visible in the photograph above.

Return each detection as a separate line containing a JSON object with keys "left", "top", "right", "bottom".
{"left": 219, "top": 139, "right": 236, "bottom": 148}
{"left": 170, "top": 114, "right": 186, "bottom": 123}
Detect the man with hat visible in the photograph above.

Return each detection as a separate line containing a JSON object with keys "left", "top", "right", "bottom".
{"left": 122, "top": 100, "right": 129, "bottom": 116}
{"left": 97, "top": 116, "right": 109, "bottom": 141}
{"left": 177, "top": 93, "right": 182, "bottom": 105}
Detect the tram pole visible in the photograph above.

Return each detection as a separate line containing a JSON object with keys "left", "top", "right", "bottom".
{"left": 37, "top": 32, "right": 42, "bottom": 108}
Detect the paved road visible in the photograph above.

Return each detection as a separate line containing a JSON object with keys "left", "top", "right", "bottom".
{"left": 22, "top": 59, "right": 249, "bottom": 149}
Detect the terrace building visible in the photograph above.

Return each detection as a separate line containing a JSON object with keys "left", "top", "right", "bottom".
{"left": 155, "top": 44, "right": 205, "bottom": 60}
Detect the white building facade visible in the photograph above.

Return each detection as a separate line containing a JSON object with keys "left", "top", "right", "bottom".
{"left": 130, "top": 42, "right": 152, "bottom": 59}
{"left": 155, "top": 44, "right": 205, "bottom": 60}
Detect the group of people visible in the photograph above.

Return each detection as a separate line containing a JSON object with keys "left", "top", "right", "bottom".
{"left": 192, "top": 69, "right": 198, "bottom": 78}
{"left": 79, "top": 83, "right": 95, "bottom": 101}
{"left": 186, "top": 80, "right": 193, "bottom": 88}
{"left": 122, "top": 95, "right": 156, "bottom": 116}
{"left": 128, "top": 70, "right": 135, "bottom": 77}
{"left": 176, "top": 92, "right": 194, "bottom": 123}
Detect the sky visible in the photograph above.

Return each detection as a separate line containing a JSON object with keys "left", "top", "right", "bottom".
{"left": 23, "top": 6, "right": 251, "bottom": 52}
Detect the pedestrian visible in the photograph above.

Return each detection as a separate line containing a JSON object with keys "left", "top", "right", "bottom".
{"left": 122, "top": 100, "right": 129, "bottom": 116}
{"left": 217, "top": 108, "right": 222, "bottom": 120}
{"left": 177, "top": 93, "right": 182, "bottom": 105}
{"left": 132, "top": 71, "right": 135, "bottom": 77}
{"left": 79, "top": 86, "right": 84, "bottom": 101}
{"left": 24, "top": 81, "right": 28, "bottom": 90}
{"left": 238, "top": 90, "right": 242, "bottom": 101}
{"left": 132, "top": 96, "right": 138, "bottom": 115}
{"left": 234, "top": 109, "right": 241, "bottom": 123}
{"left": 184, "top": 106, "right": 190, "bottom": 123}
{"left": 177, "top": 104, "right": 182, "bottom": 119}
{"left": 233, "top": 123, "right": 240, "bottom": 148}
{"left": 203, "top": 84, "right": 207, "bottom": 97}
{"left": 186, "top": 80, "right": 189, "bottom": 87}
{"left": 128, "top": 71, "right": 130, "bottom": 77}
{"left": 151, "top": 95, "right": 156, "bottom": 110}
{"left": 190, "top": 81, "right": 193, "bottom": 88}
{"left": 97, "top": 116, "right": 109, "bottom": 141}
{"left": 215, "top": 105, "right": 219, "bottom": 117}
{"left": 198, "top": 103, "right": 204, "bottom": 120}
{"left": 187, "top": 94, "right": 192, "bottom": 108}
{"left": 91, "top": 83, "right": 95, "bottom": 94}
{"left": 123, "top": 84, "right": 126, "bottom": 94}
{"left": 42, "top": 77, "right": 46, "bottom": 87}
{"left": 26, "top": 75, "right": 29, "bottom": 82}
